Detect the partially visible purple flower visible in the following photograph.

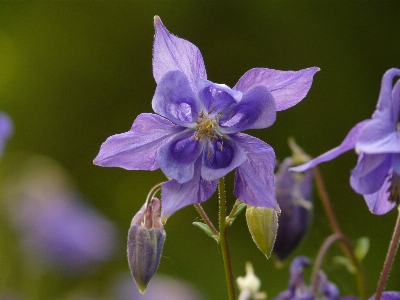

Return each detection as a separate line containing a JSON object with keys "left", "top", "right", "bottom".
{"left": 94, "top": 16, "right": 319, "bottom": 219}
{"left": 0, "top": 111, "right": 13, "bottom": 156}
{"left": 369, "top": 292, "right": 400, "bottom": 300}
{"left": 274, "top": 256, "right": 340, "bottom": 300}
{"left": 6, "top": 156, "right": 117, "bottom": 273}
{"left": 292, "top": 69, "right": 400, "bottom": 215}
{"left": 274, "top": 158, "right": 313, "bottom": 261}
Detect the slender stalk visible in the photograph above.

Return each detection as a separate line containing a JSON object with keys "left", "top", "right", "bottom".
{"left": 227, "top": 199, "right": 242, "bottom": 220}
{"left": 374, "top": 206, "right": 400, "bottom": 300}
{"left": 194, "top": 204, "right": 219, "bottom": 236}
{"left": 218, "top": 177, "right": 236, "bottom": 300}
{"left": 312, "top": 167, "right": 368, "bottom": 300}
{"left": 310, "top": 233, "right": 366, "bottom": 300}
{"left": 145, "top": 182, "right": 163, "bottom": 209}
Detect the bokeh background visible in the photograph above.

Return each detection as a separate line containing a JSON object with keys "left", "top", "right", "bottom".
{"left": 1, "top": 2, "right": 400, "bottom": 299}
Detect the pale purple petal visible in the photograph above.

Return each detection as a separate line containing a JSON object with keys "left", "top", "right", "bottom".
{"left": 153, "top": 16, "right": 207, "bottom": 92}
{"left": 291, "top": 120, "right": 370, "bottom": 172}
{"left": 356, "top": 123, "right": 400, "bottom": 154}
{"left": 363, "top": 170, "right": 396, "bottom": 214}
{"left": 369, "top": 291, "right": 400, "bottom": 300}
{"left": 196, "top": 78, "right": 240, "bottom": 113}
{"left": 201, "top": 136, "right": 247, "bottom": 181}
{"left": 94, "top": 113, "right": 181, "bottom": 170}
{"left": 350, "top": 153, "right": 391, "bottom": 194}
{"left": 152, "top": 71, "right": 201, "bottom": 127}
{"left": 157, "top": 130, "right": 202, "bottom": 184}
{"left": 233, "top": 67, "right": 320, "bottom": 111}
{"left": 232, "top": 133, "right": 278, "bottom": 209}
{"left": 392, "top": 79, "right": 400, "bottom": 123}
{"left": 161, "top": 159, "right": 217, "bottom": 219}
{"left": 219, "top": 86, "right": 276, "bottom": 134}
{"left": 0, "top": 111, "right": 13, "bottom": 156}
{"left": 393, "top": 153, "right": 400, "bottom": 175}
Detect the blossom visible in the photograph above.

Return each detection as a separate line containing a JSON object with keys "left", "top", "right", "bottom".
{"left": 369, "top": 292, "right": 400, "bottom": 300}
{"left": 94, "top": 16, "right": 319, "bottom": 218}
{"left": 0, "top": 111, "right": 13, "bottom": 156}
{"left": 291, "top": 68, "right": 400, "bottom": 215}
{"left": 274, "top": 157, "right": 313, "bottom": 261}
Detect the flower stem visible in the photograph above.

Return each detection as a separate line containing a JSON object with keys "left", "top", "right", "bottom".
{"left": 145, "top": 182, "right": 163, "bottom": 209}
{"left": 312, "top": 167, "right": 368, "bottom": 300}
{"left": 310, "top": 233, "right": 366, "bottom": 300}
{"left": 227, "top": 199, "right": 242, "bottom": 220}
{"left": 374, "top": 205, "right": 400, "bottom": 300}
{"left": 194, "top": 204, "right": 219, "bottom": 236}
{"left": 218, "top": 177, "right": 236, "bottom": 300}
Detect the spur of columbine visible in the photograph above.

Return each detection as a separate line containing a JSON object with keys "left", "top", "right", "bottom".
{"left": 94, "top": 16, "right": 319, "bottom": 219}
{"left": 292, "top": 68, "right": 400, "bottom": 215}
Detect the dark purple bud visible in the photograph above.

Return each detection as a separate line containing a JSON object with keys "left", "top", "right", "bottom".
{"left": 273, "top": 158, "right": 313, "bottom": 261}
{"left": 127, "top": 198, "right": 166, "bottom": 293}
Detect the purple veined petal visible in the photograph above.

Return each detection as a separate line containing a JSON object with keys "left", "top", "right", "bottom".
{"left": 196, "top": 78, "right": 241, "bottom": 113}
{"left": 350, "top": 153, "right": 391, "bottom": 194}
{"left": 161, "top": 159, "right": 217, "bottom": 220}
{"left": 219, "top": 86, "right": 276, "bottom": 134}
{"left": 157, "top": 129, "right": 202, "bottom": 184}
{"left": 94, "top": 113, "right": 182, "bottom": 170}
{"left": 369, "top": 292, "right": 400, "bottom": 300}
{"left": 291, "top": 120, "right": 370, "bottom": 173}
{"left": 232, "top": 133, "right": 278, "bottom": 210}
{"left": 363, "top": 169, "right": 396, "bottom": 215}
{"left": 393, "top": 153, "right": 400, "bottom": 175}
{"left": 152, "top": 70, "right": 201, "bottom": 127}
{"left": 233, "top": 67, "right": 320, "bottom": 111}
{"left": 356, "top": 121, "right": 400, "bottom": 154}
{"left": 153, "top": 16, "right": 207, "bottom": 92}
{"left": 201, "top": 135, "right": 247, "bottom": 181}
{"left": 392, "top": 79, "right": 400, "bottom": 124}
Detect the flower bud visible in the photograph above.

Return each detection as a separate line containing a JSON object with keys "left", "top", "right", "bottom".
{"left": 246, "top": 206, "right": 278, "bottom": 259}
{"left": 127, "top": 198, "right": 166, "bottom": 293}
{"left": 273, "top": 157, "right": 313, "bottom": 261}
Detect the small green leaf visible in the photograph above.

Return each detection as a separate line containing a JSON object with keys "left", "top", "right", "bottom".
{"left": 245, "top": 206, "right": 278, "bottom": 258}
{"left": 233, "top": 202, "right": 247, "bottom": 218}
{"left": 333, "top": 256, "right": 355, "bottom": 274}
{"left": 193, "top": 222, "right": 216, "bottom": 240}
{"left": 354, "top": 237, "right": 370, "bottom": 262}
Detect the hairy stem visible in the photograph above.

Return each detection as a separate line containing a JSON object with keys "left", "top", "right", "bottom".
{"left": 313, "top": 167, "right": 367, "bottom": 300}
{"left": 218, "top": 177, "right": 236, "bottom": 300}
{"left": 194, "top": 204, "right": 219, "bottom": 236}
{"left": 374, "top": 205, "right": 400, "bottom": 300}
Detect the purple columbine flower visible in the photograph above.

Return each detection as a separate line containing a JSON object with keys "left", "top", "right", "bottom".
{"left": 291, "top": 69, "right": 400, "bottom": 215}
{"left": 274, "top": 158, "right": 313, "bottom": 261}
{"left": 94, "top": 16, "right": 319, "bottom": 219}
{"left": 0, "top": 111, "right": 13, "bottom": 156}
{"left": 369, "top": 292, "right": 400, "bottom": 300}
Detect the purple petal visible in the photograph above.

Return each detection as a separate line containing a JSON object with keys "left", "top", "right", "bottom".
{"left": 157, "top": 130, "right": 202, "bottom": 184}
{"left": 161, "top": 159, "right": 217, "bottom": 219}
{"left": 363, "top": 169, "right": 396, "bottom": 215}
{"left": 0, "top": 112, "right": 13, "bottom": 156}
{"left": 197, "top": 78, "right": 241, "bottom": 113}
{"left": 350, "top": 153, "right": 391, "bottom": 194}
{"left": 369, "top": 292, "right": 400, "bottom": 300}
{"left": 152, "top": 71, "right": 201, "bottom": 127}
{"left": 291, "top": 120, "right": 370, "bottom": 172}
{"left": 233, "top": 67, "right": 320, "bottom": 111}
{"left": 392, "top": 79, "right": 400, "bottom": 123}
{"left": 219, "top": 86, "right": 276, "bottom": 134}
{"left": 232, "top": 133, "right": 278, "bottom": 209}
{"left": 201, "top": 136, "right": 247, "bottom": 181}
{"left": 94, "top": 113, "right": 181, "bottom": 170}
{"left": 153, "top": 16, "right": 207, "bottom": 92}
{"left": 393, "top": 153, "right": 400, "bottom": 175}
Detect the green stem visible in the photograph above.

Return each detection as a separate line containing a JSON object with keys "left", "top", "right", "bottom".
{"left": 194, "top": 204, "right": 219, "bottom": 236}
{"left": 227, "top": 200, "right": 241, "bottom": 220}
{"left": 312, "top": 167, "right": 368, "bottom": 300}
{"left": 218, "top": 177, "right": 236, "bottom": 300}
{"left": 374, "top": 205, "right": 400, "bottom": 300}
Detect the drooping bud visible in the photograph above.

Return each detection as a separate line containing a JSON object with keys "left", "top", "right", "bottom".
{"left": 273, "top": 139, "right": 313, "bottom": 261}
{"left": 246, "top": 206, "right": 278, "bottom": 259}
{"left": 127, "top": 198, "right": 166, "bottom": 293}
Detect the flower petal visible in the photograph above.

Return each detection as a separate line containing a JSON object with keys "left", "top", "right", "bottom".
{"left": 152, "top": 70, "right": 201, "bottom": 127}
{"left": 350, "top": 153, "right": 391, "bottom": 195}
{"left": 157, "top": 130, "right": 202, "bottom": 184}
{"left": 94, "top": 113, "right": 181, "bottom": 170}
{"left": 232, "top": 133, "right": 278, "bottom": 210}
{"left": 393, "top": 153, "right": 400, "bottom": 175}
{"left": 233, "top": 67, "right": 320, "bottom": 111}
{"left": 373, "top": 68, "right": 400, "bottom": 121}
{"left": 219, "top": 86, "right": 276, "bottom": 134}
{"left": 201, "top": 136, "right": 247, "bottom": 181}
{"left": 0, "top": 111, "right": 13, "bottom": 156}
{"left": 153, "top": 16, "right": 207, "bottom": 92}
{"left": 161, "top": 159, "right": 217, "bottom": 220}
{"left": 392, "top": 79, "right": 400, "bottom": 123}
{"left": 291, "top": 120, "right": 370, "bottom": 172}
{"left": 369, "top": 292, "right": 400, "bottom": 300}
{"left": 363, "top": 170, "right": 396, "bottom": 215}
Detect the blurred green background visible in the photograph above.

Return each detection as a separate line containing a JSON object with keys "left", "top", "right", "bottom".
{"left": 1, "top": 1, "right": 400, "bottom": 299}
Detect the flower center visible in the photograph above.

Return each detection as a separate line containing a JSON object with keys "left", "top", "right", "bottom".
{"left": 388, "top": 172, "right": 400, "bottom": 204}
{"left": 193, "top": 108, "right": 222, "bottom": 142}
